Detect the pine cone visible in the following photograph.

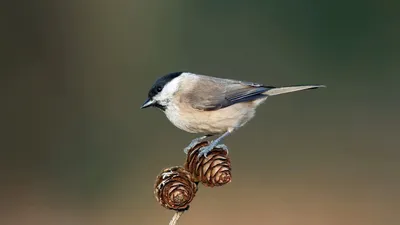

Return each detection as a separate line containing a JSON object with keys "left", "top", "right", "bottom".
{"left": 154, "top": 166, "right": 198, "bottom": 210}
{"left": 184, "top": 141, "right": 232, "bottom": 187}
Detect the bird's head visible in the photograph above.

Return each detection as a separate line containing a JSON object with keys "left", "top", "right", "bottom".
{"left": 141, "top": 71, "right": 185, "bottom": 111}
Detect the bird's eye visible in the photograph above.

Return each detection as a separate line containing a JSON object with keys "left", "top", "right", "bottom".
{"left": 157, "top": 86, "right": 163, "bottom": 92}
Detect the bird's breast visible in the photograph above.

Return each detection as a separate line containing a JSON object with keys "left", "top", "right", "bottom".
{"left": 164, "top": 101, "right": 257, "bottom": 135}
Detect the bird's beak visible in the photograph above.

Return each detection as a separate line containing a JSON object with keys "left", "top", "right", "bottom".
{"left": 140, "top": 98, "right": 155, "bottom": 109}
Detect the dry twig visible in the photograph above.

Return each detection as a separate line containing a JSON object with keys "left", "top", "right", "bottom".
{"left": 169, "top": 211, "right": 184, "bottom": 225}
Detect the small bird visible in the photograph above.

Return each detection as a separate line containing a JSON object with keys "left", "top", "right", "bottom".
{"left": 141, "top": 72, "right": 325, "bottom": 157}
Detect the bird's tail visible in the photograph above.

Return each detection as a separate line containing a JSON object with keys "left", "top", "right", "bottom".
{"left": 263, "top": 85, "right": 326, "bottom": 96}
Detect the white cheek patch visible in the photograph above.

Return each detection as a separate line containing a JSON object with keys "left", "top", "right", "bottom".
{"left": 153, "top": 74, "right": 186, "bottom": 104}
{"left": 162, "top": 76, "right": 182, "bottom": 97}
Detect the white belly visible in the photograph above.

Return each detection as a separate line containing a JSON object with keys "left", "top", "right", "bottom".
{"left": 164, "top": 101, "right": 261, "bottom": 135}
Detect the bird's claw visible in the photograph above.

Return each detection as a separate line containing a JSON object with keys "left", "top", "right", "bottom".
{"left": 215, "top": 144, "right": 229, "bottom": 154}
{"left": 197, "top": 145, "right": 213, "bottom": 159}
{"left": 197, "top": 143, "right": 228, "bottom": 159}
{"left": 184, "top": 137, "right": 206, "bottom": 154}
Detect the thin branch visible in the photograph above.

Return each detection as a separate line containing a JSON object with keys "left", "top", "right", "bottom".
{"left": 169, "top": 211, "right": 184, "bottom": 225}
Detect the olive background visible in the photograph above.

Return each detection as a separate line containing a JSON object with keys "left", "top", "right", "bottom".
{"left": 1, "top": 1, "right": 399, "bottom": 225}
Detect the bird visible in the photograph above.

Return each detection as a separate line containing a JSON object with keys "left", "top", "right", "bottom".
{"left": 141, "top": 71, "right": 325, "bottom": 158}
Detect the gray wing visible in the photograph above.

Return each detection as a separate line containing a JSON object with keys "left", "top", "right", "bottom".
{"left": 185, "top": 76, "right": 274, "bottom": 111}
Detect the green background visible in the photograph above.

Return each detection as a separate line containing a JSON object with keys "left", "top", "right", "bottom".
{"left": 2, "top": 1, "right": 399, "bottom": 224}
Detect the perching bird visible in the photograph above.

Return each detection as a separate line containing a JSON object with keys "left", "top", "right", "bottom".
{"left": 141, "top": 72, "right": 325, "bottom": 157}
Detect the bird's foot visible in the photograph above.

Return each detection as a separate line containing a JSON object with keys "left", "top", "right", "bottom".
{"left": 184, "top": 136, "right": 207, "bottom": 154}
{"left": 197, "top": 145, "right": 213, "bottom": 159}
{"left": 197, "top": 143, "right": 228, "bottom": 159}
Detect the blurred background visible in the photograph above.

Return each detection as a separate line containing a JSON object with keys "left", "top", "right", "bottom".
{"left": 2, "top": 1, "right": 400, "bottom": 225}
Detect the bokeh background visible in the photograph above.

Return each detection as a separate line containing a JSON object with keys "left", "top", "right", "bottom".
{"left": 2, "top": 1, "right": 400, "bottom": 225}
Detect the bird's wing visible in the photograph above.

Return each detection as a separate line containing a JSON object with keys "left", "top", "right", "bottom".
{"left": 184, "top": 76, "right": 273, "bottom": 111}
